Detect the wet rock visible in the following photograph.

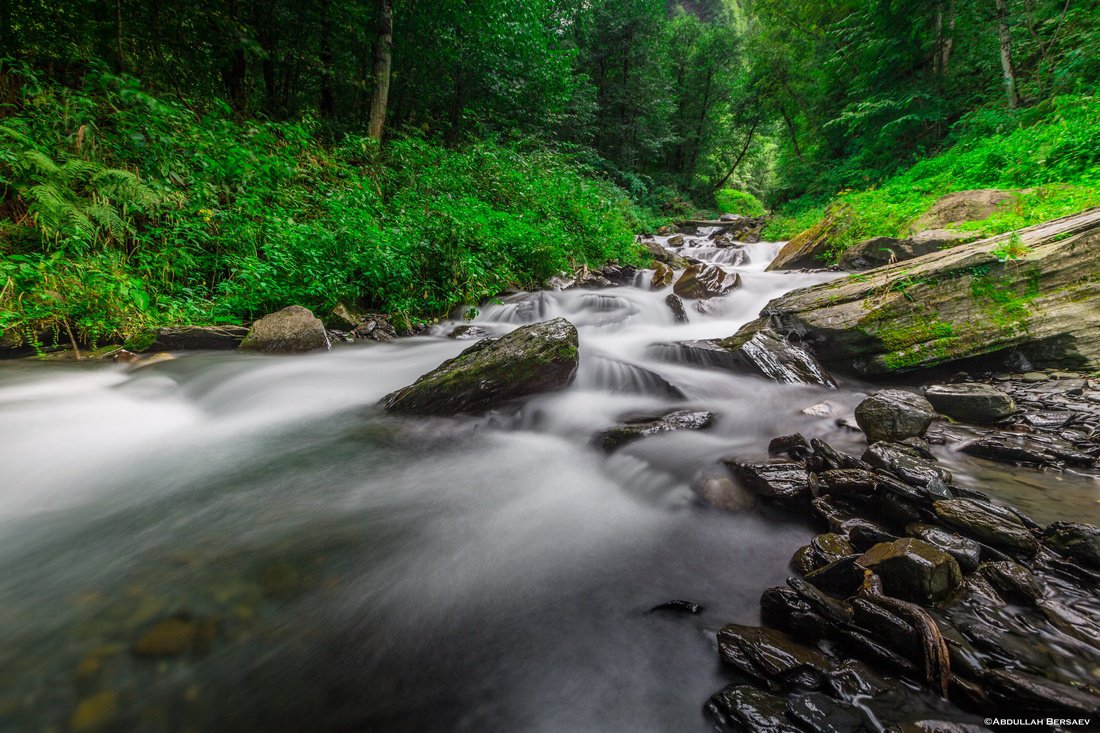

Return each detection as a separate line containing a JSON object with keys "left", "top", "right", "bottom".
{"left": 855, "top": 390, "right": 936, "bottom": 443}
{"left": 716, "top": 623, "right": 832, "bottom": 691}
{"left": 666, "top": 234, "right": 685, "bottom": 248}
{"left": 892, "top": 723, "right": 992, "bottom": 733}
{"left": 985, "top": 668, "right": 1100, "bottom": 717}
{"left": 240, "top": 306, "right": 331, "bottom": 353}
{"left": 649, "top": 600, "right": 703, "bottom": 614}
{"left": 715, "top": 324, "right": 837, "bottom": 387}
{"left": 1042, "top": 521, "right": 1100, "bottom": 569}
{"left": 643, "top": 239, "right": 692, "bottom": 268}
{"left": 767, "top": 209, "right": 842, "bottom": 271}
{"left": 597, "top": 409, "right": 714, "bottom": 451}
{"left": 599, "top": 264, "right": 639, "bottom": 285}
{"left": 382, "top": 318, "right": 578, "bottom": 415}
{"left": 805, "top": 557, "right": 864, "bottom": 596}
{"left": 819, "top": 469, "right": 878, "bottom": 502}
{"left": 844, "top": 519, "right": 898, "bottom": 551}
{"left": 351, "top": 313, "right": 399, "bottom": 341}
{"left": 132, "top": 614, "right": 216, "bottom": 657}
{"left": 851, "top": 597, "right": 920, "bottom": 658}
{"left": 837, "top": 236, "right": 905, "bottom": 270}
{"left": 825, "top": 658, "right": 894, "bottom": 699}
{"left": 960, "top": 432, "right": 1095, "bottom": 467}
{"left": 812, "top": 496, "right": 862, "bottom": 532}
{"left": 726, "top": 461, "right": 812, "bottom": 506}
{"left": 761, "top": 586, "right": 838, "bottom": 642}
{"left": 933, "top": 499, "right": 1039, "bottom": 556}
{"left": 813, "top": 533, "right": 856, "bottom": 562}
{"left": 801, "top": 401, "right": 833, "bottom": 417}
{"left": 924, "top": 383, "right": 1015, "bottom": 424}
{"left": 877, "top": 491, "right": 929, "bottom": 526}
{"left": 140, "top": 325, "right": 249, "bottom": 352}
{"left": 906, "top": 524, "right": 981, "bottom": 573}
{"left": 448, "top": 324, "right": 490, "bottom": 340}
{"left": 979, "top": 561, "right": 1043, "bottom": 604}
{"left": 863, "top": 442, "right": 952, "bottom": 497}
{"left": 811, "top": 439, "right": 868, "bottom": 471}
{"left": 857, "top": 538, "right": 963, "bottom": 603}
{"left": 792, "top": 544, "right": 825, "bottom": 575}
{"left": 651, "top": 262, "right": 674, "bottom": 289}
{"left": 259, "top": 560, "right": 304, "bottom": 599}
{"left": 71, "top": 691, "right": 118, "bottom": 732}
{"left": 786, "top": 691, "right": 875, "bottom": 733}
{"left": 664, "top": 293, "right": 688, "bottom": 323}
{"left": 705, "top": 684, "right": 793, "bottom": 731}
{"left": 769, "top": 433, "right": 812, "bottom": 461}
{"left": 839, "top": 628, "right": 918, "bottom": 677}
{"left": 696, "top": 475, "right": 756, "bottom": 512}
{"left": 1021, "top": 410, "right": 1075, "bottom": 429}
{"left": 672, "top": 264, "right": 740, "bottom": 299}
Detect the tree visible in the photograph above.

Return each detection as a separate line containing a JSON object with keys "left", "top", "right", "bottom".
{"left": 368, "top": 0, "right": 392, "bottom": 140}
{"left": 995, "top": 0, "right": 1020, "bottom": 109}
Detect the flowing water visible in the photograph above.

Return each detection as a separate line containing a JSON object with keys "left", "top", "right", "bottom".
{"left": 1, "top": 236, "right": 1097, "bottom": 732}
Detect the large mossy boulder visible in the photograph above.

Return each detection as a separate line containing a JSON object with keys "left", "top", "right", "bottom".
{"left": 767, "top": 205, "right": 849, "bottom": 271}
{"left": 240, "top": 306, "right": 330, "bottom": 353}
{"left": 382, "top": 318, "right": 579, "bottom": 415}
{"left": 736, "top": 208, "right": 1100, "bottom": 375}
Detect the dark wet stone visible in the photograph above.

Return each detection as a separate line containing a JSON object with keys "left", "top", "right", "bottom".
{"left": 704, "top": 685, "right": 795, "bottom": 732}
{"left": 819, "top": 469, "right": 878, "bottom": 502}
{"left": 792, "top": 544, "right": 825, "bottom": 575}
{"left": 863, "top": 443, "right": 953, "bottom": 498}
{"left": 979, "top": 561, "right": 1043, "bottom": 604}
{"left": 673, "top": 263, "right": 740, "bottom": 299}
{"left": 786, "top": 692, "right": 875, "bottom": 733}
{"left": 1021, "top": 410, "right": 1076, "bottom": 429}
{"left": 788, "top": 576, "right": 854, "bottom": 626}
{"left": 925, "top": 383, "right": 1015, "bottom": 424}
{"left": 985, "top": 669, "right": 1100, "bottom": 717}
{"left": 805, "top": 557, "right": 865, "bottom": 596}
{"left": 141, "top": 325, "right": 249, "bottom": 352}
{"left": 892, "top": 723, "right": 992, "bottom": 733}
{"left": 811, "top": 439, "right": 869, "bottom": 471}
{"left": 825, "top": 658, "right": 894, "bottom": 699}
{"left": 382, "top": 318, "right": 578, "bottom": 415}
{"left": 843, "top": 519, "right": 898, "bottom": 552}
{"left": 852, "top": 598, "right": 920, "bottom": 659}
{"left": 761, "top": 586, "right": 838, "bottom": 642}
{"left": 961, "top": 432, "right": 1095, "bottom": 468}
{"left": 812, "top": 497, "right": 862, "bottom": 532}
{"left": 131, "top": 613, "right": 217, "bottom": 657}
{"left": 812, "top": 533, "right": 856, "bottom": 561}
{"left": 448, "top": 324, "right": 490, "bottom": 340}
{"left": 899, "top": 436, "right": 935, "bottom": 458}
{"left": 1042, "top": 521, "right": 1100, "bottom": 569}
{"left": 906, "top": 524, "right": 981, "bottom": 573}
{"left": 839, "top": 628, "right": 918, "bottom": 677}
{"left": 648, "top": 600, "right": 703, "bottom": 614}
{"left": 857, "top": 539, "right": 963, "bottom": 603}
{"left": 597, "top": 409, "right": 714, "bottom": 451}
{"left": 877, "top": 491, "right": 929, "bottom": 526}
{"left": 716, "top": 624, "right": 832, "bottom": 691}
{"left": 664, "top": 293, "right": 689, "bottom": 323}
{"left": 770, "top": 433, "right": 812, "bottom": 461}
{"left": 855, "top": 390, "right": 936, "bottom": 443}
{"left": 727, "top": 461, "right": 812, "bottom": 506}
{"left": 933, "top": 499, "right": 1039, "bottom": 556}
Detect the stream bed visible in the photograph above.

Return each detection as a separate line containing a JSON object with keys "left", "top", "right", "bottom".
{"left": 1, "top": 238, "right": 1097, "bottom": 732}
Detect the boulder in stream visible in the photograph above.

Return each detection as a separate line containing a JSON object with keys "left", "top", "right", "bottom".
{"left": 933, "top": 499, "right": 1039, "bottom": 556}
{"left": 382, "top": 318, "right": 579, "bottom": 415}
{"left": 138, "top": 325, "right": 249, "bottom": 352}
{"left": 1042, "top": 521, "right": 1100, "bottom": 569}
{"left": 716, "top": 623, "right": 832, "bottom": 690}
{"left": 240, "top": 306, "right": 331, "bottom": 353}
{"left": 857, "top": 538, "right": 962, "bottom": 603}
{"left": 672, "top": 264, "right": 740, "bottom": 299}
{"left": 664, "top": 294, "right": 688, "bottom": 323}
{"left": 854, "top": 390, "right": 935, "bottom": 442}
{"left": 924, "top": 383, "right": 1015, "bottom": 424}
{"left": 596, "top": 409, "right": 714, "bottom": 451}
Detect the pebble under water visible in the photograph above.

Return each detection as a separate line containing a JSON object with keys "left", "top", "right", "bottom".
{"left": 1, "top": 237, "right": 1097, "bottom": 732}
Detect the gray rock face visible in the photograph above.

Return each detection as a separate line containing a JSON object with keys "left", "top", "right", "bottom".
{"left": 925, "top": 383, "right": 1015, "bottom": 423}
{"left": 672, "top": 264, "right": 740, "bottom": 299}
{"left": 726, "top": 461, "right": 811, "bottom": 506}
{"left": 933, "top": 499, "right": 1039, "bottom": 555}
{"left": 448, "top": 324, "right": 490, "bottom": 340}
{"left": 857, "top": 538, "right": 963, "bottom": 603}
{"left": 142, "top": 325, "right": 249, "bottom": 351}
{"left": 382, "top": 318, "right": 578, "bottom": 415}
{"left": 240, "top": 306, "right": 330, "bottom": 353}
{"left": 855, "top": 390, "right": 936, "bottom": 442}
{"left": 596, "top": 409, "right": 714, "bottom": 451}
{"left": 664, "top": 294, "right": 688, "bottom": 323}
{"left": 742, "top": 208, "right": 1100, "bottom": 374}
{"left": 838, "top": 231, "right": 979, "bottom": 270}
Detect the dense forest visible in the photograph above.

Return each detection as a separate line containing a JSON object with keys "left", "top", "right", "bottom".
{"left": 1, "top": 0, "right": 1099, "bottom": 348}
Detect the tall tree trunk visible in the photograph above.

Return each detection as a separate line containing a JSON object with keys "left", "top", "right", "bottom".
{"left": 114, "top": 0, "right": 125, "bottom": 72}
{"left": 780, "top": 106, "right": 803, "bottom": 161}
{"left": 1, "top": 0, "right": 13, "bottom": 60}
{"left": 318, "top": 0, "right": 336, "bottom": 118}
{"left": 995, "top": 0, "right": 1019, "bottom": 109}
{"left": 367, "top": 0, "right": 393, "bottom": 141}
{"left": 934, "top": 0, "right": 955, "bottom": 77}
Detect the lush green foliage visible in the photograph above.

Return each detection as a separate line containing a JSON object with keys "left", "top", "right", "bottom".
{"left": 0, "top": 73, "right": 646, "bottom": 347}
{"left": 714, "top": 188, "right": 765, "bottom": 217}
{"left": 765, "top": 95, "right": 1100, "bottom": 257}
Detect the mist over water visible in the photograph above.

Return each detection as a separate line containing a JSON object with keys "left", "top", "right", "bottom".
{"left": 1, "top": 237, "right": 1096, "bottom": 731}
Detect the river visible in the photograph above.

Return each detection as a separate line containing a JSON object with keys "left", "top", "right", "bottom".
{"left": 1, "top": 236, "right": 1097, "bottom": 732}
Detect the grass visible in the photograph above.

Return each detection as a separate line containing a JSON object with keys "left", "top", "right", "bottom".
{"left": 764, "top": 95, "right": 1100, "bottom": 260}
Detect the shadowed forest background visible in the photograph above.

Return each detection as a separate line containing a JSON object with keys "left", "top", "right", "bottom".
{"left": 1, "top": 0, "right": 1098, "bottom": 348}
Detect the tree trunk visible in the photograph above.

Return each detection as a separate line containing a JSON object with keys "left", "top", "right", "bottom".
{"left": 934, "top": 0, "right": 955, "bottom": 77}
{"left": 114, "top": 0, "right": 125, "bottom": 72}
{"left": 319, "top": 0, "right": 336, "bottom": 118}
{"left": 780, "top": 106, "right": 803, "bottom": 161}
{"left": 995, "top": 0, "right": 1019, "bottom": 109}
{"left": 1, "top": 0, "right": 13, "bottom": 60}
{"left": 712, "top": 120, "right": 758, "bottom": 192}
{"left": 367, "top": 0, "right": 393, "bottom": 141}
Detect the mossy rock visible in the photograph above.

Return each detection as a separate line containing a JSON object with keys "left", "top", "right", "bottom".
{"left": 382, "top": 318, "right": 579, "bottom": 415}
